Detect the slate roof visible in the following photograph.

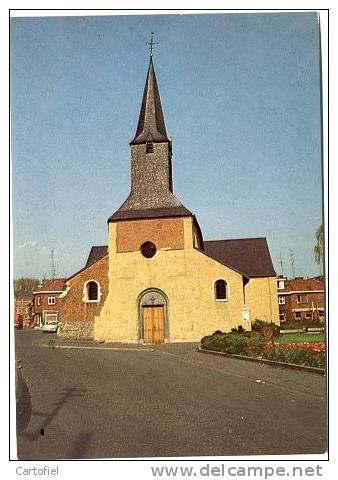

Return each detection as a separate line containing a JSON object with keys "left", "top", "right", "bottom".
{"left": 204, "top": 238, "right": 276, "bottom": 278}
{"left": 83, "top": 237, "right": 275, "bottom": 279}
{"left": 85, "top": 246, "right": 109, "bottom": 268}
{"left": 66, "top": 249, "right": 108, "bottom": 281}
{"left": 108, "top": 206, "right": 193, "bottom": 222}
{"left": 131, "top": 56, "right": 169, "bottom": 145}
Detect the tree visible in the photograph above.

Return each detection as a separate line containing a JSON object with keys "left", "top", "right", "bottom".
{"left": 314, "top": 224, "right": 324, "bottom": 273}
{"left": 14, "top": 278, "right": 40, "bottom": 295}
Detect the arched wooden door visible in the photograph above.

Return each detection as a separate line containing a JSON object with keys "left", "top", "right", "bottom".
{"left": 138, "top": 289, "right": 168, "bottom": 344}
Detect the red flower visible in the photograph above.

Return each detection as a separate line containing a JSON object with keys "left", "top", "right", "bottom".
{"left": 284, "top": 342, "right": 325, "bottom": 352}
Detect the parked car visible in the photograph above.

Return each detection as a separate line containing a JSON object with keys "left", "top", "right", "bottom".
{"left": 42, "top": 318, "right": 58, "bottom": 333}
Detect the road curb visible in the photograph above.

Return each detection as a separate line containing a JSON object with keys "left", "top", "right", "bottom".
{"left": 40, "top": 344, "right": 154, "bottom": 352}
{"left": 198, "top": 347, "right": 326, "bottom": 375}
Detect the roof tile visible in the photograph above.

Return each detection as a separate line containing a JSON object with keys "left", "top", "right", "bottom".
{"left": 204, "top": 238, "right": 276, "bottom": 277}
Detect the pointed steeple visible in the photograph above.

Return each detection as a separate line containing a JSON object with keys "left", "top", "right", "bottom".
{"left": 108, "top": 47, "right": 194, "bottom": 223}
{"left": 131, "top": 56, "right": 169, "bottom": 145}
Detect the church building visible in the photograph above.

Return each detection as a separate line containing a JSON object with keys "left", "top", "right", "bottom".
{"left": 58, "top": 52, "right": 279, "bottom": 343}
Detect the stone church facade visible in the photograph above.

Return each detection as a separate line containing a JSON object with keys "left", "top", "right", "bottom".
{"left": 58, "top": 55, "right": 279, "bottom": 342}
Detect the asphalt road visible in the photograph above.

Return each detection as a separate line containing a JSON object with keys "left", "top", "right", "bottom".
{"left": 14, "top": 329, "right": 327, "bottom": 459}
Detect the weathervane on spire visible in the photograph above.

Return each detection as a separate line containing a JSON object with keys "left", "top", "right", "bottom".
{"left": 147, "top": 32, "right": 158, "bottom": 56}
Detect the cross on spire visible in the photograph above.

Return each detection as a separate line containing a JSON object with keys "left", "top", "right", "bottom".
{"left": 147, "top": 32, "right": 158, "bottom": 56}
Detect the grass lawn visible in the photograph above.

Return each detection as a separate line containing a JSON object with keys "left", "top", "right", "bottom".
{"left": 277, "top": 333, "right": 325, "bottom": 344}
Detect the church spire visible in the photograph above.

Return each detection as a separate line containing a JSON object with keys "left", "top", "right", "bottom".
{"left": 131, "top": 54, "right": 169, "bottom": 145}
{"left": 108, "top": 43, "right": 193, "bottom": 222}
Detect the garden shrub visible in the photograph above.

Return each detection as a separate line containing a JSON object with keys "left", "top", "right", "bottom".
{"left": 252, "top": 319, "right": 280, "bottom": 336}
{"left": 201, "top": 331, "right": 266, "bottom": 355}
{"left": 231, "top": 325, "right": 246, "bottom": 334}
{"left": 200, "top": 333, "right": 228, "bottom": 351}
{"left": 201, "top": 333, "right": 248, "bottom": 354}
{"left": 218, "top": 334, "right": 248, "bottom": 354}
{"left": 244, "top": 332, "right": 266, "bottom": 355}
{"left": 201, "top": 331, "right": 225, "bottom": 345}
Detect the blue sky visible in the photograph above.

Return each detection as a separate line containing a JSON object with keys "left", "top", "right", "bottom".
{"left": 10, "top": 12, "right": 323, "bottom": 280}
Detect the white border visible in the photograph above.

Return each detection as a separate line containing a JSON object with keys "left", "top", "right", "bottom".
{"left": 5, "top": 6, "right": 330, "bottom": 475}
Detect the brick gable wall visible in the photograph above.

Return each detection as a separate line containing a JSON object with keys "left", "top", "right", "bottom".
{"left": 58, "top": 255, "right": 109, "bottom": 339}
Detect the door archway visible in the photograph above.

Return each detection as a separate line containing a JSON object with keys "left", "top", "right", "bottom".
{"left": 138, "top": 288, "right": 169, "bottom": 343}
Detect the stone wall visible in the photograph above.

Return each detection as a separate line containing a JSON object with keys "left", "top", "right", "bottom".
{"left": 245, "top": 277, "right": 279, "bottom": 325}
{"left": 58, "top": 321, "right": 95, "bottom": 339}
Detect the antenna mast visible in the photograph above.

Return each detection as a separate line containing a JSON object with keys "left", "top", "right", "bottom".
{"left": 279, "top": 251, "right": 284, "bottom": 276}
{"left": 289, "top": 249, "right": 295, "bottom": 278}
{"left": 50, "top": 249, "right": 56, "bottom": 281}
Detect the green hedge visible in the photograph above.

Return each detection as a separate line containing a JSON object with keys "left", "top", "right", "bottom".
{"left": 201, "top": 331, "right": 266, "bottom": 356}
{"left": 280, "top": 320, "right": 325, "bottom": 330}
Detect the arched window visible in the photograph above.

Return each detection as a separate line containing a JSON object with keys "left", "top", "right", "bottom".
{"left": 87, "top": 281, "right": 98, "bottom": 301}
{"left": 214, "top": 279, "right": 228, "bottom": 301}
{"left": 83, "top": 280, "right": 101, "bottom": 303}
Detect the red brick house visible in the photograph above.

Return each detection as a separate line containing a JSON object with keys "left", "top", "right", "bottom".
{"left": 32, "top": 279, "right": 66, "bottom": 327}
{"left": 58, "top": 247, "right": 108, "bottom": 338}
{"left": 277, "top": 277, "right": 325, "bottom": 324}
{"left": 14, "top": 292, "right": 33, "bottom": 327}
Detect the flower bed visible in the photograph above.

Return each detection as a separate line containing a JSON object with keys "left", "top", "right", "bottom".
{"left": 262, "top": 341, "right": 325, "bottom": 368}
{"left": 273, "top": 341, "right": 325, "bottom": 353}
{"left": 201, "top": 329, "right": 326, "bottom": 369}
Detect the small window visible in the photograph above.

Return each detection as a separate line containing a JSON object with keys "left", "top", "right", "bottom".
{"left": 87, "top": 281, "right": 98, "bottom": 301}
{"left": 278, "top": 296, "right": 285, "bottom": 305}
{"left": 48, "top": 296, "right": 56, "bottom": 305}
{"left": 294, "top": 312, "right": 302, "bottom": 320}
{"left": 277, "top": 280, "right": 285, "bottom": 290}
{"left": 305, "top": 312, "right": 312, "bottom": 320}
{"left": 297, "top": 294, "right": 308, "bottom": 304}
{"left": 141, "top": 241, "right": 157, "bottom": 259}
{"left": 214, "top": 279, "right": 228, "bottom": 301}
{"left": 279, "top": 313, "right": 286, "bottom": 322}
{"left": 146, "top": 141, "right": 154, "bottom": 153}
{"left": 36, "top": 297, "right": 41, "bottom": 306}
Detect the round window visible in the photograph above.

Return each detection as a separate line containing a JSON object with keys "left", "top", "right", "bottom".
{"left": 141, "top": 241, "right": 157, "bottom": 259}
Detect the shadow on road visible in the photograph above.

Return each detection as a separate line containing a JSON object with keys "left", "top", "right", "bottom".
{"left": 16, "top": 367, "right": 32, "bottom": 433}
{"left": 69, "top": 432, "right": 94, "bottom": 459}
{"left": 18, "top": 386, "right": 86, "bottom": 441}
